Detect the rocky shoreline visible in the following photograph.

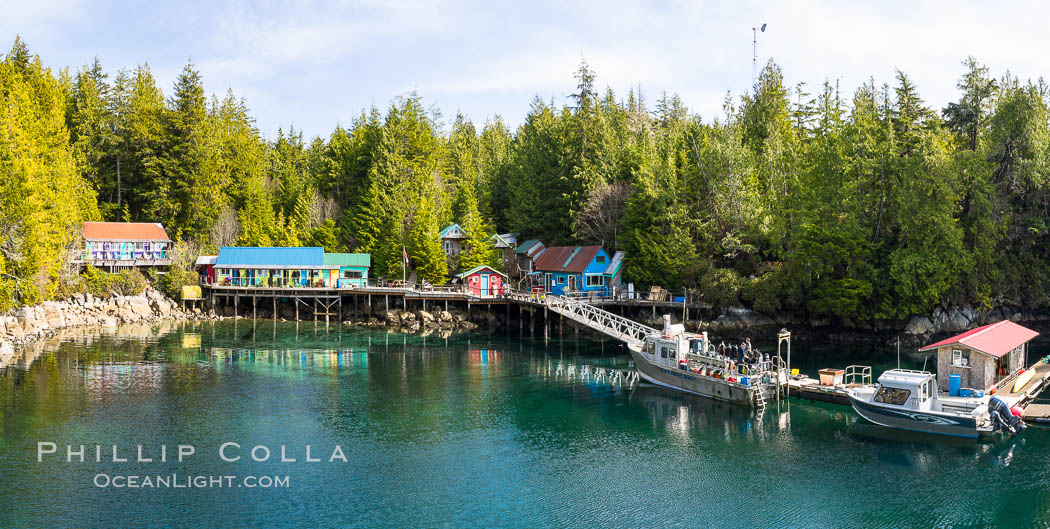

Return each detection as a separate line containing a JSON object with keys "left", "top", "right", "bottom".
{"left": 697, "top": 304, "right": 1050, "bottom": 345}
{"left": 0, "top": 287, "right": 217, "bottom": 366}
{"left": 348, "top": 308, "right": 482, "bottom": 335}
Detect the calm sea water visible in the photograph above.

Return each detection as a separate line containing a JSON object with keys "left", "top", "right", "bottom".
{"left": 1, "top": 321, "right": 1049, "bottom": 528}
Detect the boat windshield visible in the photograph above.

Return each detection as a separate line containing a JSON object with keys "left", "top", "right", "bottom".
{"left": 873, "top": 386, "right": 911, "bottom": 406}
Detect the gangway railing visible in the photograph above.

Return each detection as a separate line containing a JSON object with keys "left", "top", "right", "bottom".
{"left": 544, "top": 294, "right": 657, "bottom": 347}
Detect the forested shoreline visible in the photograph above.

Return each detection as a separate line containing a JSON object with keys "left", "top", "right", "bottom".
{"left": 2, "top": 36, "right": 1050, "bottom": 326}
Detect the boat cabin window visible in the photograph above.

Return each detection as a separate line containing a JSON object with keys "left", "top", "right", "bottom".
{"left": 873, "top": 387, "right": 911, "bottom": 406}
{"left": 952, "top": 349, "right": 969, "bottom": 367}
{"left": 645, "top": 341, "right": 655, "bottom": 356}
{"left": 660, "top": 346, "right": 668, "bottom": 359}
{"left": 919, "top": 381, "right": 931, "bottom": 402}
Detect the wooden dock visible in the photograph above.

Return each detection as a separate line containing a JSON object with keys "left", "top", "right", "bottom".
{"left": 788, "top": 377, "right": 855, "bottom": 405}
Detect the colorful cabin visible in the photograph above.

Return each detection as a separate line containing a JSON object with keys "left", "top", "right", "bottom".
{"left": 195, "top": 255, "right": 217, "bottom": 284}
{"left": 324, "top": 253, "right": 371, "bottom": 288}
{"left": 490, "top": 233, "right": 517, "bottom": 273}
{"left": 512, "top": 239, "right": 546, "bottom": 279}
{"left": 456, "top": 265, "right": 507, "bottom": 296}
{"left": 79, "top": 222, "right": 172, "bottom": 271}
{"left": 921, "top": 320, "right": 1038, "bottom": 393}
{"left": 439, "top": 224, "right": 466, "bottom": 258}
{"left": 214, "top": 247, "right": 333, "bottom": 288}
{"left": 534, "top": 245, "right": 615, "bottom": 297}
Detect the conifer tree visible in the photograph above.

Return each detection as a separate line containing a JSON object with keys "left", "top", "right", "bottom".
{"left": 408, "top": 196, "right": 447, "bottom": 284}
{"left": 456, "top": 184, "right": 496, "bottom": 271}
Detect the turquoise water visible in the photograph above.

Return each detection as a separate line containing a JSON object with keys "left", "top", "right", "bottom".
{"left": 1, "top": 321, "right": 1049, "bottom": 528}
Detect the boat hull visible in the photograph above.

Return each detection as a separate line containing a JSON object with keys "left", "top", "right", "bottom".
{"left": 848, "top": 393, "right": 979, "bottom": 439}
{"left": 628, "top": 347, "right": 754, "bottom": 406}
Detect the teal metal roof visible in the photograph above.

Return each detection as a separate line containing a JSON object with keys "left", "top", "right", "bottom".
{"left": 455, "top": 265, "right": 507, "bottom": 279}
{"left": 439, "top": 224, "right": 465, "bottom": 239}
{"left": 514, "top": 239, "right": 541, "bottom": 254}
{"left": 216, "top": 247, "right": 324, "bottom": 267}
{"left": 323, "top": 253, "right": 371, "bottom": 267}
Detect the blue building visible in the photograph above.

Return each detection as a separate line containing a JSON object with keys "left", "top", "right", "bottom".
{"left": 533, "top": 245, "right": 621, "bottom": 297}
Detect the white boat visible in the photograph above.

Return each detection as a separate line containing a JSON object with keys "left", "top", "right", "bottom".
{"left": 846, "top": 369, "right": 1025, "bottom": 438}
{"left": 626, "top": 316, "right": 787, "bottom": 407}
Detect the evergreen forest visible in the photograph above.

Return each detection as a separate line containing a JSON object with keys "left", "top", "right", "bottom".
{"left": 3, "top": 36, "right": 1050, "bottom": 326}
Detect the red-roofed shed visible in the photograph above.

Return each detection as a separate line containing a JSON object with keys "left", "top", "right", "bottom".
{"left": 920, "top": 320, "right": 1038, "bottom": 392}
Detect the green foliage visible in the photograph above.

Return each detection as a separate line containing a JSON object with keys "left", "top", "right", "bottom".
{"left": 71, "top": 265, "right": 148, "bottom": 298}
{"left": 407, "top": 196, "right": 447, "bottom": 284}
{"left": 697, "top": 268, "right": 742, "bottom": 309}
{"left": 8, "top": 36, "right": 1050, "bottom": 327}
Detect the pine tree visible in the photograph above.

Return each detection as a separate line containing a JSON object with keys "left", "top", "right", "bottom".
{"left": 408, "top": 196, "right": 447, "bottom": 284}
{"left": 456, "top": 184, "right": 496, "bottom": 271}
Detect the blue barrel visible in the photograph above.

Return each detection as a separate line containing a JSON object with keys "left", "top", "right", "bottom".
{"left": 949, "top": 374, "right": 961, "bottom": 396}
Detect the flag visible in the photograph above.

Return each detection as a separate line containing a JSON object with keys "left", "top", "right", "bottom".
{"left": 403, "top": 247, "right": 410, "bottom": 267}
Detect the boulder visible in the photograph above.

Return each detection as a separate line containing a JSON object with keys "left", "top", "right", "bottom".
{"left": 417, "top": 311, "right": 435, "bottom": 322}
{"left": 400, "top": 311, "right": 416, "bottom": 322}
{"left": 904, "top": 316, "right": 934, "bottom": 335}
{"left": 438, "top": 310, "right": 453, "bottom": 322}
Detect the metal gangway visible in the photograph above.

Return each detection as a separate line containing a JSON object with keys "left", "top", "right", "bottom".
{"left": 544, "top": 294, "right": 657, "bottom": 347}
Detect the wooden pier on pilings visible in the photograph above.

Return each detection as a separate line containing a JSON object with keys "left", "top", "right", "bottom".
{"left": 201, "top": 284, "right": 691, "bottom": 345}
{"left": 203, "top": 284, "right": 556, "bottom": 327}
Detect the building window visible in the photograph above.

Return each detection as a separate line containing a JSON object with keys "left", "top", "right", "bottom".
{"left": 585, "top": 274, "right": 604, "bottom": 287}
{"left": 596, "top": 255, "right": 606, "bottom": 264}
{"left": 873, "top": 387, "right": 910, "bottom": 406}
{"left": 343, "top": 270, "right": 363, "bottom": 279}
{"left": 557, "top": 276, "right": 565, "bottom": 285}
{"left": 952, "top": 349, "right": 970, "bottom": 367}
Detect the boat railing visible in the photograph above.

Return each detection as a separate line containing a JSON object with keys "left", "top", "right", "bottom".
{"left": 844, "top": 365, "right": 872, "bottom": 386}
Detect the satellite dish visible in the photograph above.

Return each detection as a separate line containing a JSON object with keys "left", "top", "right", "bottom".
{"left": 761, "top": 23, "right": 767, "bottom": 32}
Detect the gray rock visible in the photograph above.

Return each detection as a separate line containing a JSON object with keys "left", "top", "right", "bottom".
{"left": 417, "top": 311, "right": 435, "bottom": 322}
{"left": 438, "top": 310, "right": 453, "bottom": 322}
{"left": 905, "top": 316, "right": 933, "bottom": 335}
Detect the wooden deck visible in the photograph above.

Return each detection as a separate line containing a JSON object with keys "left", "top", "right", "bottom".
{"left": 788, "top": 377, "right": 856, "bottom": 405}
{"left": 995, "top": 360, "right": 1050, "bottom": 421}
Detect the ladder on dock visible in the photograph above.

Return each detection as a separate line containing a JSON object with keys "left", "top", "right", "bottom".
{"left": 544, "top": 295, "right": 657, "bottom": 347}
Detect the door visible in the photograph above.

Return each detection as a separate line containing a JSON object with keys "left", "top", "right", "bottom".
{"left": 568, "top": 275, "right": 577, "bottom": 293}
{"left": 545, "top": 273, "right": 553, "bottom": 293}
{"left": 481, "top": 274, "right": 490, "bottom": 296}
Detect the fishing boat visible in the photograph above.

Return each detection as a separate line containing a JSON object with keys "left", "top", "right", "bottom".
{"left": 626, "top": 316, "right": 787, "bottom": 407}
{"left": 845, "top": 369, "right": 1025, "bottom": 438}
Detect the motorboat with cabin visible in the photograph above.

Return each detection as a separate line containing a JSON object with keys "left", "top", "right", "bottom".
{"left": 846, "top": 369, "right": 1025, "bottom": 439}
{"left": 626, "top": 316, "right": 788, "bottom": 407}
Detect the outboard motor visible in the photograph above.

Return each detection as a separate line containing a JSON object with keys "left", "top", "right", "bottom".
{"left": 989, "top": 396, "right": 1026, "bottom": 434}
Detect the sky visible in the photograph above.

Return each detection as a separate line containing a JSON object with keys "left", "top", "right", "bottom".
{"left": 5, "top": 0, "right": 1050, "bottom": 140}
